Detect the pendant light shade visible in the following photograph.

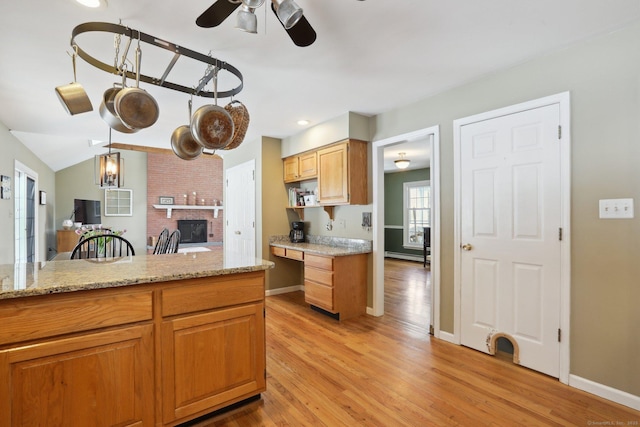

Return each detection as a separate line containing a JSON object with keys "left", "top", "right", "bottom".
{"left": 394, "top": 152, "right": 410, "bottom": 169}
{"left": 272, "top": 0, "right": 303, "bottom": 29}
{"left": 95, "top": 128, "right": 124, "bottom": 188}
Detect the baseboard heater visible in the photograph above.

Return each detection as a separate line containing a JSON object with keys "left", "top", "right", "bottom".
{"left": 384, "top": 251, "right": 423, "bottom": 262}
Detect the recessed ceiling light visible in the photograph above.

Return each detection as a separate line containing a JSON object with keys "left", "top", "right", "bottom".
{"left": 297, "top": 119, "right": 309, "bottom": 126}
{"left": 75, "top": 0, "right": 106, "bottom": 8}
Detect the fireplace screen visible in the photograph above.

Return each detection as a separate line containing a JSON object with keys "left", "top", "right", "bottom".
{"left": 177, "top": 220, "right": 207, "bottom": 243}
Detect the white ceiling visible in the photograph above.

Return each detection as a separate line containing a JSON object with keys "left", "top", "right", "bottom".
{"left": 2, "top": 0, "right": 640, "bottom": 172}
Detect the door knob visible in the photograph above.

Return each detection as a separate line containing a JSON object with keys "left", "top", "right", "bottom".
{"left": 235, "top": 231, "right": 241, "bottom": 235}
{"left": 461, "top": 243, "right": 473, "bottom": 251}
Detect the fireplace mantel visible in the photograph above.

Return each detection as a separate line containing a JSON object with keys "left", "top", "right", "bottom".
{"left": 152, "top": 204, "right": 223, "bottom": 219}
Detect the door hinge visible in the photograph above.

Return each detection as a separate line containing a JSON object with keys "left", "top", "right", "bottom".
{"left": 558, "top": 125, "right": 563, "bottom": 140}
{"left": 558, "top": 227, "right": 563, "bottom": 241}
{"left": 264, "top": 368, "right": 267, "bottom": 379}
{"left": 252, "top": 170, "right": 255, "bottom": 181}
{"left": 263, "top": 307, "right": 266, "bottom": 318}
{"left": 429, "top": 324, "right": 434, "bottom": 335}
{"left": 558, "top": 328, "right": 562, "bottom": 342}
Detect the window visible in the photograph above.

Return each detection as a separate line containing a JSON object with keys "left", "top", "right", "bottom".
{"left": 403, "top": 180, "right": 430, "bottom": 249}
{"left": 104, "top": 189, "right": 132, "bottom": 216}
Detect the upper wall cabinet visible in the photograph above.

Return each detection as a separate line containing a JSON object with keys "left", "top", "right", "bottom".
{"left": 317, "top": 139, "right": 367, "bottom": 205}
{"left": 283, "top": 139, "right": 368, "bottom": 206}
{"left": 284, "top": 152, "right": 317, "bottom": 183}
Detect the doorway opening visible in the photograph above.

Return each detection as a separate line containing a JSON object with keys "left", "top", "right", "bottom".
{"left": 14, "top": 161, "right": 39, "bottom": 263}
{"left": 372, "top": 125, "right": 440, "bottom": 336}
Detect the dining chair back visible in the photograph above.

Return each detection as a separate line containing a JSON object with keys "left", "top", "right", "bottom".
{"left": 165, "top": 229, "right": 181, "bottom": 254}
{"left": 71, "top": 234, "right": 135, "bottom": 259}
{"left": 153, "top": 228, "right": 170, "bottom": 254}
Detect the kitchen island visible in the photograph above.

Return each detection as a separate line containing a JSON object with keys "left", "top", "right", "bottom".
{"left": 0, "top": 251, "right": 273, "bottom": 427}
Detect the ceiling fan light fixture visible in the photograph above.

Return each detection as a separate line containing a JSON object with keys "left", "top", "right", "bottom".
{"left": 272, "top": 0, "right": 303, "bottom": 29}
{"left": 236, "top": 5, "right": 258, "bottom": 33}
{"left": 394, "top": 152, "right": 410, "bottom": 169}
{"left": 242, "top": 0, "right": 264, "bottom": 8}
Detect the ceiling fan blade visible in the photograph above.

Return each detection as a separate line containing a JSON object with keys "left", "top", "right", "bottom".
{"left": 270, "top": 3, "right": 317, "bottom": 47}
{"left": 196, "top": 0, "right": 241, "bottom": 28}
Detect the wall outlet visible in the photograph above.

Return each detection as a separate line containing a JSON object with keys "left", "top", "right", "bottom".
{"left": 599, "top": 198, "right": 634, "bottom": 219}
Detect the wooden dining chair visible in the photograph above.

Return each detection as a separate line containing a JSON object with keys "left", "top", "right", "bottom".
{"left": 165, "top": 229, "right": 181, "bottom": 254}
{"left": 71, "top": 234, "right": 135, "bottom": 259}
{"left": 153, "top": 228, "right": 170, "bottom": 254}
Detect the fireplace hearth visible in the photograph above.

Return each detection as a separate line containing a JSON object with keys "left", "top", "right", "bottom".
{"left": 177, "top": 220, "right": 207, "bottom": 244}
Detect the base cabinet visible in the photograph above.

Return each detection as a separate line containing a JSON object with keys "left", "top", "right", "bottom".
{"left": 0, "top": 325, "right": 154, "bottom": 427}
{"left": 304, "top": 253, "right": 367, "bottom": 320}
{"left": 161, "top": 302, "right": 265, "bottom": 424}
{"left": 0, "top": 271, "right": 266, "bottom": 427}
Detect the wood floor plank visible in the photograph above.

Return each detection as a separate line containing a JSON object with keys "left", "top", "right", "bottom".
{"left": 188, "top": 259, "right": 640, "bottom": 426}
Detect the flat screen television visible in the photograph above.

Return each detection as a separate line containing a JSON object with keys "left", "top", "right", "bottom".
{"left": 73, "top": 199, "right": 101, "bottom": 225}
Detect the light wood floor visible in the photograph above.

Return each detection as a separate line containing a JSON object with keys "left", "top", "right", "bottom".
{"left": 193, "top": 259, "right": 640, "bottom": 426}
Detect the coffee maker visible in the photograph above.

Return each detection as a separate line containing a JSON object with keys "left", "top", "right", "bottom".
{"left": 289, "top": 221, "right": 305, "bottom": 243}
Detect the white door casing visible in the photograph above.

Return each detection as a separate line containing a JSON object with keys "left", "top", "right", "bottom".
{"left": 454, "top": 92, "right": 571, "bottom": 382}
{"left": 224, "top": 160, "right": 256, "bottom": 266}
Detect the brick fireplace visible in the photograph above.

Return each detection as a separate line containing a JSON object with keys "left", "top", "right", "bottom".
{"left": 147, "top": 152, "right": 223, "bottom": 246}
{"left": 177, "top": 220, "right": 208, "bottom": 243}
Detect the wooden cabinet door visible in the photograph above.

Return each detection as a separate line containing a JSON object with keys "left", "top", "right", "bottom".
{"left": 0, "top": 325, "right": 154, "bottom": 427}
{"left": 317, "top": 142, "right": 349, "bottom": 204}
{"left": 298, "top": 152, "right": 317, "bottom": 180}
{"left": 161, "top": 302, "right": 266, "bottom": 424}
{"left": 283, "top": 156, "right": 299, "bottom": 182}
{"left": 57, "top": 229, "right": 79, "bottom": 253}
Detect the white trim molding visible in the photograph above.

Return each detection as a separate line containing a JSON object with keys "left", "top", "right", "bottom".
{"left": 265, "top": 285, "right": 303, "bottom": 297}
{"left": 569, "top": 375, "right": 640, "bottom": 411}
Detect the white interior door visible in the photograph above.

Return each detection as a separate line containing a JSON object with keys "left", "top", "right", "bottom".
{"left": 224, "top": 160, "right": 256, "bottom": 266}
{"left": 459, "top": 103, "right": 562, "bottom": 377}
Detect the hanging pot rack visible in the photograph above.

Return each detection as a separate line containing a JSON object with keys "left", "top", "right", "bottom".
{"left": 70, "top": 21, "right": 243, "bottom": 99}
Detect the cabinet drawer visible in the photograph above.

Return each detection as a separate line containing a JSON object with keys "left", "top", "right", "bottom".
{"left": 162, "top": 272, "right": 264, "bottom": 317}
{"left": 0, "top": 289, "right": 153, "bottom": 346}
{"left": 271, "top": 246, "right": 286, "bottom": 257}
{"left": 286, "top": 249, "right": 304, "bottom": 261}
{"left": 304, "top": 280, "right": 334, "bottom": 311}
{"left": 304, "top": 254, "right": 333, "bottom": 270}
{"left": 304, "top": 266, "right": 333, "bottom": 286}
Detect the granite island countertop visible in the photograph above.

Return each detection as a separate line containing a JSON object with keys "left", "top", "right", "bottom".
{"left": 0, "top": 250, "right": 274, "bottom": 300}
{"left": 269, "top": 235, "right": 372, "bottom": 256}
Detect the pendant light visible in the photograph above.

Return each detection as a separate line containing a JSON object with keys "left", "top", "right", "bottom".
{"left": 394, "top": 152, "right": 410, "bottom": 170}
{"left": 95, "top": 128, "right": 124, "bottom": 188}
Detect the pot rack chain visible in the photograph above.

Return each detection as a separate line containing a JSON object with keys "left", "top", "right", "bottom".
{"left": 70, "top": 22, "right": 243, "bottom": 99}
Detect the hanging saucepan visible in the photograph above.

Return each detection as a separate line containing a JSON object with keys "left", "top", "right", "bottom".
{"left": 55, "top": 45, "right": 93, "bottom": 115}
{"left": 114, "top": 41, "right": 159, "bottom": 130}
{"left": 190, "top": 67, "right": 234, "bottom": 150}
{"left": 223, "top": 100, "right": 250, "bottom": 150}
{"left": 171, "top": 98, "right": 203, "bottom": 160}
{"left": 99, "top": 70, "right": 138, "bottom": 134}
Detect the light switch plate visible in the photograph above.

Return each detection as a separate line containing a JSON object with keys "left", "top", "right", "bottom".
{"left": 599, "top": 198, "right": 634, "bottom": 219}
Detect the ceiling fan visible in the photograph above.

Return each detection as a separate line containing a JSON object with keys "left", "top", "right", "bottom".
{"left": 196, "top": 0, "right": 316, "bottom": 47}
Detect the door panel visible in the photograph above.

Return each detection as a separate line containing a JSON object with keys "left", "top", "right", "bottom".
{"left": 460, "top": 103, "right": 561, "bottom": 378}
{"left": 225, "top": 160, "right": 256, "bottom": 266}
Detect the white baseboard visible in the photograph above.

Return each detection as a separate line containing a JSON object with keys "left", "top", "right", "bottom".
{"left": 384, "top": 251, "right": 424, "bottom": 262}
{"left": 437, "top": 331, "right": 457, "bottom": 344}
{"left": 265, "top": 285, "right": 303, "bottom": 296}
{"left": 569, "top": 374, "right": 640, "bottom": 411}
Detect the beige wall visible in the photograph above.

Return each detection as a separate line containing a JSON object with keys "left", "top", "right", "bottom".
{"left": 0, "top": 122, "right": 56, "bottom": 264}
{"left": 370, "top": 24, "right": 640, "bottom": 396}
{"left": 55, "top": 151, "right": 148, "bottom": 254}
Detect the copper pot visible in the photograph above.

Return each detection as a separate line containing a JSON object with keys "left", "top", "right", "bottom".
{"left": 190, "top": 104, "right": 234, "bottom": 150}
{"left": 99, "top": 85, "right": 138, "bottom": 134}
{"left": 223, "top": 100, "right": 250, "bottom": 150}
{"left": 171, "top": 99, "right": 203, "bottom": 160}
{"left": 114, "top": 46, "right": 159, "bottom": 130}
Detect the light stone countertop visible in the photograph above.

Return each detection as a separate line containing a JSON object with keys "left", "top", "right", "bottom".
{"left": 0, "top": 250, "right": 274, "bottom": 300}
{"left": 269, "top": 235, "right": 372, "bottom": 256}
